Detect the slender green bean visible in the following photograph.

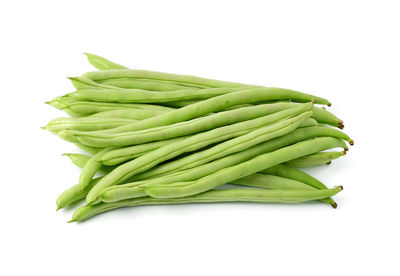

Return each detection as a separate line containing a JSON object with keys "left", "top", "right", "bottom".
{"left": 232, "top": 174, "right": 316, "bottom": 190}
{"left": 85, "top": 53, "right": 127, "bottom": 70}
{"left": 85, "top": 104, "right": 313, "bottom": 203}
{"left": 285, "top": 151, "right": 346, "bottom": 167}
{"left": 78, "top": 149, "right": 111, "bottom": 190}
{"left": 74, "top": 143, "right": 103, "bottom": 155}
{"left": 144, "top": 137, "right": 347, "bottom": 198}
{"left": 67, "top": 86, "right": 243, "bottom": 103}
{"left": 63, "top": 153, "right": 116, "bottom": 174}
{"left": 98, "top": 78, "right": 205, "bottom": 90}
{"left": 71, "top": 187, "right": 343, "bottom": 222}
{"left": 72, "top": 103, "right": 312, "bottom": 147}
{"left": 88, "top": 109, "right": 169, "bottom": 120}
{"left": 83, "top": 69, "right": 248, "bottom": 88}
{"left": 45, "top": 117, "right": 136, "bottom": 132}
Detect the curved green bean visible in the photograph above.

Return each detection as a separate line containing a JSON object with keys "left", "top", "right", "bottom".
{"left": 144, "top": 137, "right": 347, "bottom": 198}
{"left": 83, "top": 69, "right": 248, "bottom": 88}
{"left": 285, "top": 151, "right": 346, "bottom": 168}
{"left": 71, "top": 187, "right": 343, "bottom": 222}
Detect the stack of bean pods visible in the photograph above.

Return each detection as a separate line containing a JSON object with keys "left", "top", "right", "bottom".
{"left": 44, "top": 53, "right": 353, "bottom": 222}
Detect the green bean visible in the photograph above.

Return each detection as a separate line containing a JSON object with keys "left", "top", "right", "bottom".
{"left": 144, "top": 137, "right": 347, "bottom": 198}
{"left": 88, "top": 109, "right": 165, "bottom": 120}
{"left": 72, "top": 103, "right": 312, "bottom": 147}
{"left": 85, "top": 53, "right": 127, "bottom": 70}
{"left": 78, "top": 149, "right": 112, "bottom": 190}
{"left": 259, "top": 164, "right": 336, "bottom": 207}
{"left": 298, "top": 118, "right": 318, "bottom": 127}
{"left": 71, "top": 186, "right": 343, "bottom": 222}
{"left": 112, "top": 111, "right": 311, "bottom": 180}
{"left": 63, "top": 153, "right": 91, "bottom": 168}
{"left": 63, "top": 100, "right": 173, "bottom": 117}
{"left": 56, "top": 177, "right": 101, "bottom": 210}
{"left": 67, "top": 86, "right": 243, "bottom": 104}
{"left": 45, "top": 117, "right": 136, "bottom": 132}
{"left": 63, "top": 153, "right": 116, "bottom": 174}
{"left": 161, "top": 100, "right": 200, "bottom": 108}
{"left": 85, "top": 104, "right": 313, "bottom": 203}
{"left": 68, "top": 76, "right": 119, "bottom": 90}
{"left": 284, "top": 151, "right": 346, "bottom": 167}
{"left": 133, "top": 125, "right": 351, "bottom": 182}
{"left": 233, "top": 174, "right": 316, "bottom": 190}
{"left": 100, "top": 137, "right": 188, "bottom": 166}
{"left": 98, "top": 78, "right": 204, "bottom": 90}
{"left": 83, "top": 69, "right": 248, "bottom": 88}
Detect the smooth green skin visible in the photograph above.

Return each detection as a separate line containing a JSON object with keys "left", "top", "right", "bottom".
{"left": 100, "top": 137, "right": 187, "bottom": 166}
{"left": 285, "top": 151, "right": 345, "bottom": 168}
{"left": 71, "top": 187, "right": 343, "bottom": 222}
{"left": 88, "top": 109, "right": 169, "bottom": 120}
{"left": 144, "top": 137, "right": 347, "bottom": 198}
{"left": 99, "top": 78, "right": 203, "bottom": 90}
{"left": 45, "top": 117, "right": 136, "bottom": 132}
{"left": 296, "top": 118, "right": 317, "bottom": 127}
{"left": 79, "top": 149, "right": 111, "bottom": 190}
{"left": 111, "top": 112, "right": 312, "bottom": 180}
{"left": 69, "top": 76, "right": 122, "bottom": 90}
{"left": 56, "top": 177, "right": 101, "bottom": 210}
{"left": 85, "top": 105, "right": 313, "bottom": 203}
{"left": 232, "top": 174, "right": 316, "bottom": 190}
{"left": 85, "top": 53, "right": 127, "bottom": 70}
{"left": 78, "top": 87, "right": 330, "bottom": 138}
{"left": 73, "top": 103, "right": 312, "bottom": 147}
{"left": 133, "top": 125, "right": 351, "bottom": 182}
{"left": 83, "top": 69, "right": 249, "bottom": 88}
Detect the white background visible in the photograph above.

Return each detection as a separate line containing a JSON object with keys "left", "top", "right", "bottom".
{"left": 1, "top": 0, "right": 399, "bottom": 275}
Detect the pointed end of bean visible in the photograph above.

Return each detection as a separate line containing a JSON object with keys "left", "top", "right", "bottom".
{"left": 342, "top": 150, "right": 347, "bottom": 156}
{"left": 67, "top": 219, "right": 76, "bottom": 223}
{"left": 326, "top": 161, "right": 332, "bottom": 165}
{"left": 56, "top": 206, "right": 61, "bottom": 211}
{"left": 331, "top": 202, "right": 338, "bottom": 209}
{"left": 339, "top": 124, "right": 344, "bottom": 129}
{"left": 338, "top": 185, "right": 344, "bottom": 191}
{"left": 311, "top": 98, "right": 316, "bottom": 104}
{"left": 327, "top": 102, "right": 332, "bottom": 107}
{"left": 321, "top": 106, "right": 326, "bottom": 110}
{"left": 40, "top": 126, "right": 47, "bottom": 130}
{"left": 349, "top": 140, "right": 354, "bottom": 146}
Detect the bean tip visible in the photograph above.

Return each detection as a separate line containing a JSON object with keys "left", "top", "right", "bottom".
{"left": 338, "top": 185, "right": 344, "bottom": 191}
{"left": 342, "top": 150, "right": 347, "bottom": 156}
{"left": 326, "top": 161, "right": 332, "bottom": 165}
{"left": 338, "top": 124, "right": 344, "bottom": 129}
{"left": 40, "top": 126, "right": 47, "bottom": 130}
{"left": 311, "top": 98, "right": 316, "bottom": 104}
{"left": 67, "top": 219, "right": 76, "bottom": 223}
{"left": 327, "top": 102, "right": 332, "bottom": 107}
{"left": 321, "top": 106, "right": 326, "bottom": 110}
{"left": 349, "top": 140, "right": 354, "bottom": 146}
{"left": 331, "top": 202, "right": 338, "bottom": 209}
{"left": 56, "top": 207, "right": 61, "bottom": 211}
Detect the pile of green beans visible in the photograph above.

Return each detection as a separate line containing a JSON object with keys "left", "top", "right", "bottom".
{"left": 44, "top": 53, "right": 353, "bottom": 222}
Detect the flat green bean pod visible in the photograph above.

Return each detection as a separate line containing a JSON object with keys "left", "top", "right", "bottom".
{"left": 85, "top": 104, "right": 313, "bottom": 203}
{"left": 144, "top": 137, "right": 347, "bottom": 198}
{"left": 71, "top": 187, "right": 343, "bottom": 222}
